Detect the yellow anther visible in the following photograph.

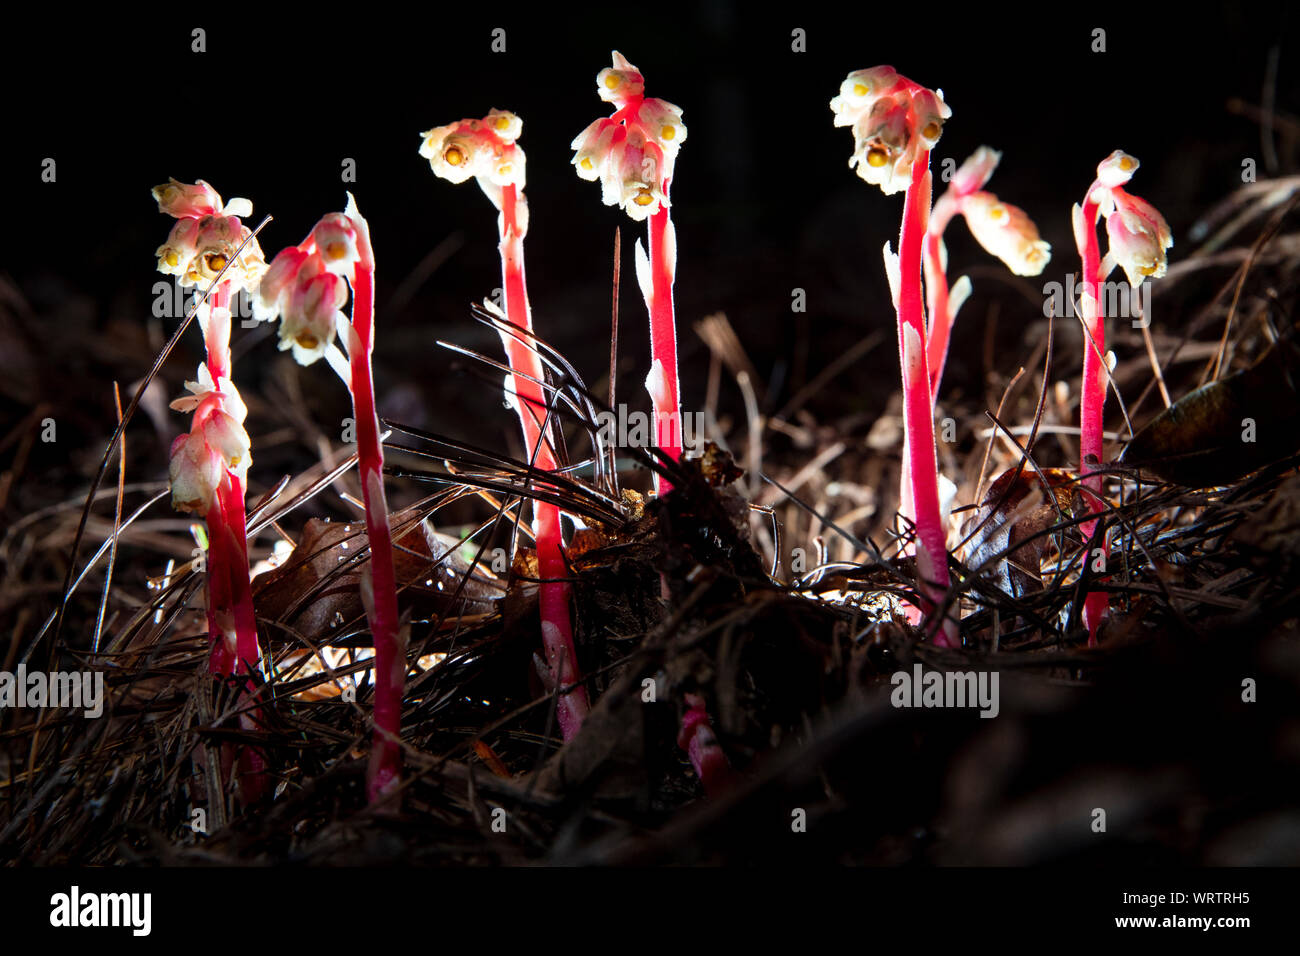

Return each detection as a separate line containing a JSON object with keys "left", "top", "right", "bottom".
{"left": 866, "top": 147, "right": 889, "bottom": 168}
{"left": 1139, "top": 263, "right": 1159, "bottom": 276}
{"left": 633, "top": 188, "right": 655, "bottom": 206}
{"left": 296, "top": 332, "right": 320, "bottom": 349}
{"left": 604, "top": 73, "right": 621, "bottom": 90}
{"left": 164, "top": 250, "right": 180, "bottom": 267}
{"left": 854, "top": 83, "right": 869, "bottom": 97}
{"left": 205, "top": 253, "right": 227, "bottom": 272}
{"left": 325, "top": 241, "right": 347, "bottom": 260}
{"left": 580, "top": 157, "right": 594, "bottom": 171}
{"left": 1120, "top": 156, "right": 1135, "bottom": 171}
{"left": 661, "top": 125, "right": 675, "bottom": 141}
{"left": 444, "top": 145, "right": 465, "bottom": 166}
{"left": 922, "top": 121, "right": 941, "bottom": 140}
{"left": 495, "top": 115, "right": 510, "bottom": 130}
{"left": 989, "top": 205, "right": 1007, "bottom": 221}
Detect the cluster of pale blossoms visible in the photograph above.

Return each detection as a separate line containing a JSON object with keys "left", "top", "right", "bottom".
{"left": 253, "top": 212, "right": 363, "bottom": 370}
{"left": 932, "top": 147, "right": 1051, "bottom": 277}
{"left": 570, "top": 51, "right": 687, "bottom": 220}
{"left": 419, "top": 109, "right": 527, "bottom": 214}
{"left": 167, "top": 363, "right": 252, "bottom": 515}
{"left": 1082, "top": 150, "right": 1174, "bottom": 286}
{"left": 153, "top": 179, "right": 267, "bottom": 290}
{"left": 830, "top": 65, "right": 950, "bottom": 195}
{"left": 152, "top": 180, "right": 267, "bottom": 516}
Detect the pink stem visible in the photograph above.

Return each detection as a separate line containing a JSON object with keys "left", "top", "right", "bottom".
{"left": 897, "top": 155, "right": 957, "bottom": 647}
{"left": 345, "top": 226, "right": 405, "bottom": 803}
{"left": 1077, "top": 195, "right": 1109, "bottom": 646}
{"left": 196, "top": 283, "right": 266, "bottom": 800}
{"left": 677, "top": 694, "right": 734, "bottom": 796}
{"left": 201, "top": 283, "right": 260, "bottom": 676}
{"left": 647, "top": 205, "right": 682, "bottom": 493}
{"left": 499, "top": 184, "right": 590, "bottom": 740}
{"left": 923, "top": 229, "right": 953, "bottom": 403}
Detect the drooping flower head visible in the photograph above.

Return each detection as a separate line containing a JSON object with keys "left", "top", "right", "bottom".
{"left": 960, "top": 192, "right": 1052, "bottom": 277}
{"left": 419, "top": 109, "right": 527, "bottom": 215}
{"left": 928, "top": 147, "right": 1050, "bottom": 277}
{"left": 152, "top": 178, "right": 267, "bottom": 292}
{"left": 166, "top": 363, "right": 252, "bottom": 515}
{"left": 253, "top": 211, "right": 362, "bottom": 368}
{"left": 570, "top": 52, "right": 687, "bottom": 221}
{"left": 830, "top": 66, "right": 951, "bottom": 195}
{"left": 1080, "top": 151, "right": 1174, "bottom": 287}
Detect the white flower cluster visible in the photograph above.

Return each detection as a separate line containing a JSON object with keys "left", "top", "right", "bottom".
{"left": 153, "top": 179, "right": 267, "bottom": 292}
{"left": 928, "top": 147, "right": 1050, "bottom": 278}
{"left": 570, "top": 51, "right": 687, "bottom": 221}
{"left": 253, "top": 212, "right": 363, "bottom": 368}
{"left": 419, "top": 109, "right": 527, "bottom": 212}
{"left": 167, "top": 367, "right": 252, "bottom": 516}
{"left": 1082, "top": 151, "right": 1174, "bottom": 286}
{"left": 830, "top": 66, "right": 950, "bottom": 195}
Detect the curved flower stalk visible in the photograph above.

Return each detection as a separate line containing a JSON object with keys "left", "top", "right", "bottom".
{"left": 894, "top": 149, "right": 1050, "bottom": 625}
{"left": 419, "top": 110, "right": 589, "bottom": 741}
{"left": 571, "top": 51, "right": 687, "bottom": 493}
{"left": 831, "top": 66, "right": 957, "bottom": 645}
{"left": 254, "top": 196, "right": 405, "bottom": 802}
{"left": 154, "top": 179, "right": 267, "bottom": 676}
{"left": 925, "top": 147, "right": 1050, "bottom": 400}
{"left": 1072, "top": 150, "right": 1172, "bottom": 644}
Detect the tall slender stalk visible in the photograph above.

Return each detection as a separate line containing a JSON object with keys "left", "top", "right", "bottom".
{"left": 646, "top": 205, "right": 682, "bottom": 491}
{"left": 1076, "top": 192, "right": 1109, "bottom": 646}
{"left": 896, "top": 156, "right": 957, "bottom": 645}
{"left": 498, "top": 182, "right": 589, "bottom": 740}
{"left": 1073, "top": 151, "right": 1172, "bottom": 646}
{"left": 420, "top": 112, "right": 589, "bottom": 740}
{"left": 342, "top": 200, "right": 405, "bottom": 801}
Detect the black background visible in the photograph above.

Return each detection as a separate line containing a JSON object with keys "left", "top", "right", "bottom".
{"left": 4, "top": 1, "right": 1296, "bottom": 456}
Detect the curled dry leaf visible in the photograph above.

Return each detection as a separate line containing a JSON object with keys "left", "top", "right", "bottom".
{"left": 963, "top": 466, "right": 1085, "bottom": 599}
{"left": 1120, "top": 337, "right": 1300, "bottom": 487}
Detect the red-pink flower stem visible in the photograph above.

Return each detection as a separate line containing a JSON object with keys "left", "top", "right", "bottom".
{"left": 677, "top": 694, "right": 734, "bottom": 796}
{"left": 197, "top": 282, "right": 266, "bottom": 800}
{"left": 201, "top": 282, "right": 259, "bottom": 676}
{"left": 1077, "top": 194, "right": 1109, "bottom": 646}
{"left": 647, "top": 204, "right": 682, "bottom": 493}
{"left": 499, "top": 183, "right": 590, "bottom": 741}
{"left": 897, "top": 155, "right": 957, "bottom": 647}
{"left": 343, "top": 217, "right": 405, "bottom": 803}
{"left": 922, "top": 229, "right": 954, "bottom": 403}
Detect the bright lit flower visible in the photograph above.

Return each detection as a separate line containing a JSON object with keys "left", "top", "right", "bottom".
{"left": 485, "top": 108, "right": 523, "bottom": 143}
{"left": 1095, "top": 149, "right": 1139, "bottom": 189}
{"left": 253, "top": 246, "right": 312, "bottom": 323}
{"left": 960, "top": 192, "right": 1051, "bottom": 277}
{"left": 419, "top": 113, "right": 526, "bottom": 193}
{"left": 831, "top": 66, "right": 950, "bottom": 196}
{"left": 169, "top": 430, "right": 222, "bottom": 515}
{"left": 152, "top": 178, "right": 224, "bottom": 219}
{"left": 155, "top": 218, "right": 202, "bottom": 277}
{"left": 167, "top": 408, "right": 251, "bottom": 515}
{"left": 596, "top": 50, "right": 644, "bottom": 104}
{"left": 572, "top": 53, "right": 686, "bottom": 220}
{"left": 152, "top": 180, "right": 265, "bottom": 292}
{"left": 1105, "top": 189, "right": 1173, "bottom": 285}
{"left": 313, "top": 213, "right": 361, "bottom": 278}
{"left": 829, "top": 66, "right": 902, "bottom": 121}
{"left": 280, "top": 266, "right": 346, "bottom": 366}
{"left": 169, "top": 363, "right": 248, "bottom": 422}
